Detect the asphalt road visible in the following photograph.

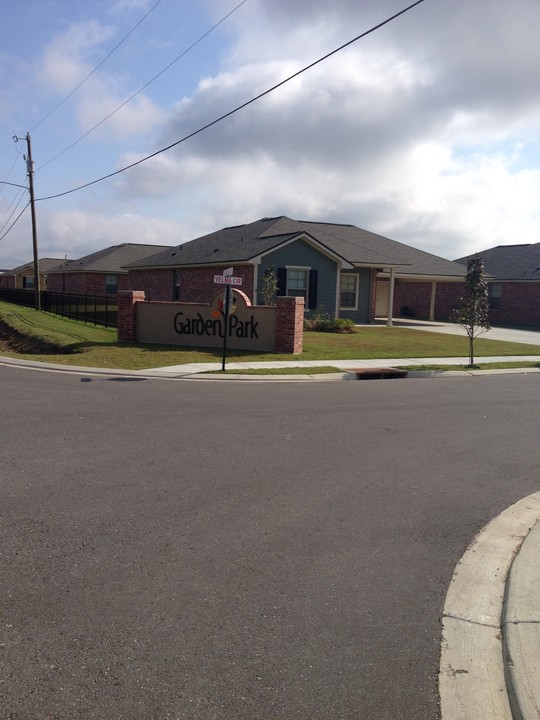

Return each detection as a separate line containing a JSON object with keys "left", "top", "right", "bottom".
{"left": 1, "top": 367, "right": 539, "bottom": 720}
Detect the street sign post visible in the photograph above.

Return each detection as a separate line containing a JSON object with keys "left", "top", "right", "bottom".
{"left": 214, "top": 270, "right": 243, "bottom": 370}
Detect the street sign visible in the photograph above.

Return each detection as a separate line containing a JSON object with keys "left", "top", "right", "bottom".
{"left": 214, "top": 275, "right": 243, "bottom": 286}
{"left": 223, "top": 267, "right": 233, "bottom": 277}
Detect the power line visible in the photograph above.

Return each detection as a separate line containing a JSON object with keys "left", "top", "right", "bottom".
{"left": 0, "top": 187, "right": 28, "bottom": 237}
{"left": 37, "top": 0, "right": 425, "bottom": 202}
{"left": 38, "top": 0, "right": 249, "bottom": 171}
{"left": 0, "top": 201, "right": 30, "bottom": 243}
{"left": 30, "top": 0, "right": 164, "bottom": 132}
{"left": 1, "top": 140, "right": 24, "bottom": 185}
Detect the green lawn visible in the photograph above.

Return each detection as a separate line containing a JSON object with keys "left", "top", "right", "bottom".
{"left": 1, "top": 301, "right": 539, "bottom": 371}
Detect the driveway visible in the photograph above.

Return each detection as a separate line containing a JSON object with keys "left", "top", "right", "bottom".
{"left": 376, "top": 318, "right": 540, "bottom": 345}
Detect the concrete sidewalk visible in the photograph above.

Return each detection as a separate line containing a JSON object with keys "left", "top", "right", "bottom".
{"left": 148, "top": 355, "right": 540, "bottom": 378}
{"left": 440, "top": 492, "right": 540, "bottom": 720}
{"left": 1, "top": 319, "right": 539, "bottom": 380}
{"left": 1, "top": 352, "right": 540, "bottom": 380}
{"left": 142, "top": 319, "right": 540, "bottom": 377}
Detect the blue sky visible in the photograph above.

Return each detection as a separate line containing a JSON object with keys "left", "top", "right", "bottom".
{"left": 1, "top": 0, "right": 540, "bottom": 268}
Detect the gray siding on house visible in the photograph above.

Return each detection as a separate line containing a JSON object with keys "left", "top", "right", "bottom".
{"left": 338, "top": 268, "right": 372, "bottom": 324}
{"left": 258, "top": 239, "right": 339, "bottom": 315}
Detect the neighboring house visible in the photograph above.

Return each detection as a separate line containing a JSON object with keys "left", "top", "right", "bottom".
{"left": 0, "top": 258, "right": 67, "bottom": 290}
{"left": 124, "top": 216, "right": 467, "bottom": 324}
{"left": 47, "top": 243, "right": 172, "bottom": 296}
{"left": 456, "top": 243, "right": 540, "bottom": 327}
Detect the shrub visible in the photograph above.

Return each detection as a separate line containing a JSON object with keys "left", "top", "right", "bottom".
{"left": 304, "top": 316, "right": 356, "bottom": 333}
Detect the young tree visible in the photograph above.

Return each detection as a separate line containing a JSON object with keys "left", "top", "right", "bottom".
{"left": 451, "top": 255, "right": 491, "bottom": 366}
{"left": 258, "top": 266, "right": 279, "bottom": 305}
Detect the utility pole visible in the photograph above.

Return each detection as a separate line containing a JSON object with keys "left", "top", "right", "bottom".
{"left": 13, "top": 133, "right": 40, "bottom": 310}
{"left": 25, "top": 133, "right": 40, "bottom": 310}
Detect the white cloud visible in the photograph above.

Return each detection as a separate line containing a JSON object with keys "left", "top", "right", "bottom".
{"left": 37, "top": 19, "right": 165, "bottom": 141}
{"left": 111, "top": 0, "right": 153, "bottom": 12}
{"left": 3, "top": 0, "right": 540, "bottom": 267}
{"left": 38, "top": 21, "right": 116, "bottom": 95}
{"left": 42, "top": 209, "right": 181, "bottom": 258}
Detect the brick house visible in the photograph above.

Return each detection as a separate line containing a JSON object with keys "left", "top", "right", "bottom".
{"left": 46, "top": 243, "right": 172, "bottom": 296}
{"left": 456, "top": 243, "right": 540, "bottom": 327}
{"left": 124, "top": 216, "right": 466, "bottom": 324}
{"left": 0, "top": 258, "right": 67, "bottom": 290}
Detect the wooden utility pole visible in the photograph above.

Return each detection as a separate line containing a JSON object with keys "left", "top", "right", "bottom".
{"left": 25, "top": 133, "right": 40, "bottom": 310}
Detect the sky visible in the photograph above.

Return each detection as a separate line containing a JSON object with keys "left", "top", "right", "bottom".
{"left": 1, "top": 0, "right": 540, "bottom": 269}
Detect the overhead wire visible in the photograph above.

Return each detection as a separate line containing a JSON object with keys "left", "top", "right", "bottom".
{"left": 0, "top": 143, "right": 28, "bottom": 231}
{"left": 37, "top": 0, "right": 425, "bottom": 203}
{"left": 30, "top": 0, "right": 164, "bottom": 132}
{"left": 0, "top": 202, "right": 30, "bottom": 243}
{"left": 1, "top": 0, "right": 249, "bottom": 244}
{"left": 37, "top": 0, "right": 249, "bottom": 171}
{"left": 2, "top": 0, "right": 165, "bottom": 243}
{"left": 1, "top": 141, "right": 24, "bottom": 185}
{"left": 0, "top": 187, "right": 29, "bottom": 237}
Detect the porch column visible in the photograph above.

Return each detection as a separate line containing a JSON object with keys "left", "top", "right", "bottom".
{"left": 429, "top": 281, "right": 437, "bottom": 321}
{"left": 387, "top": 268, "right": 395, "bottom": 327}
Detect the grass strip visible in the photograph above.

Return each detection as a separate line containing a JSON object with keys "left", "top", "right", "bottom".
{"left": 403, "top": 361, "right": 540, "bottom": 372}
{"left": 202, "top": 366, "right": 344, "bottom": 375}
{"left": 1, "top": 301, "right": 539, "bottom": 371}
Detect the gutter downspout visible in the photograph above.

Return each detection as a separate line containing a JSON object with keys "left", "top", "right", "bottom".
{"left": 335, "top": 265, "right": 342, "bottom": 319}
{"left": 429, "top": 281, "right": 436, "bottom": 321}
{"left": 252, "top": 262, "right": 259, "bottom": 305}
{"left": 387, "top": 268, "right": 395, "bottom": 327}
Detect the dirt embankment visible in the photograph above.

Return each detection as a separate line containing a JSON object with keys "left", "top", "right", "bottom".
{"left": 0, "top": 319, "right": 70, "bottom": 354}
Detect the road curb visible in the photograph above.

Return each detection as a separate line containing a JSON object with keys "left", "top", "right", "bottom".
{"left": 439, "top": 491, "right": 540, "bottom": 720}
{"left": 1, "top": 354, "right": 540, "bottom": 381}
{"left": 503, "top": 520, "right": 540, "bottom": 720}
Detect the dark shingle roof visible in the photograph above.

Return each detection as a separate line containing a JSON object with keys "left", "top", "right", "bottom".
{"left": 126, "top": 216, "right": 465, "bottom": 278}
{"left": 47, "top": 243, "right": 172, "bottom": 275}
{"left": 3, "top": 258, "right": 70, "bottom": 275}
{"left": 456, "top": 244, "right": 540, "bottom": 281}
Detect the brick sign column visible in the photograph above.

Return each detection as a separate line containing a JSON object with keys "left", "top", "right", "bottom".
{"left": 117, "top": 290, "right": 145, "bottom": 342}
{"left": 275, "top": 296, "right": 304, "bottom": 354}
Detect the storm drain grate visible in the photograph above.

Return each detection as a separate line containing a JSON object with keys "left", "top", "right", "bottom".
{"left": 346, "top": 367, "right": 408, "bottom": 380}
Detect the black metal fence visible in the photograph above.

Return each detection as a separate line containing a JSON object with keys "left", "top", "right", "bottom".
{"left": 0, "top": 288, "right": 118, "bottom": 328}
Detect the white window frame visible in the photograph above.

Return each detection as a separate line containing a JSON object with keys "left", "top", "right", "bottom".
{"left": 339, "top": 273, "right": 359, "bottom": 310}
{"left": 285, "top": 265, "right": 310, "bottom": 309}
{"left": 23, "top": 275, "right": 35, "bottom": 290}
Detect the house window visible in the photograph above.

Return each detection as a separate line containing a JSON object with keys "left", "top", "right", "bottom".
{"left": 276, "top": 267, "right": 318, "bottom": 310}
{"left": 489, "top": 283, "right": 502, "bottom": 310}
{"left": 105, "top": 274, "right": 118, "bottom": 295}
{"left": 340, "top": 274, "right": 358, "bottom": 309}
{"left": 23, "top": 275, "right": 35, "bottom": 290}
{"left": 287, "top": 269, "right": 308, "bottom": 300}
